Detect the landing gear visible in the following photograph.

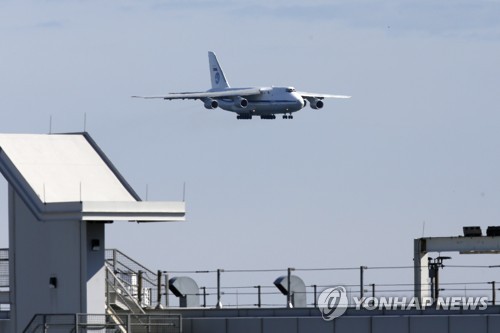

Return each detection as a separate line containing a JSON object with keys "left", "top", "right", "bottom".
{"left": 237, "top": 114, "right": 252, "bottom": 120}
{"left": 282, "top": 114, "right": 293, "bottom": 119}
{"left": 260, "top": 115, "right": 276, "bottom": 120}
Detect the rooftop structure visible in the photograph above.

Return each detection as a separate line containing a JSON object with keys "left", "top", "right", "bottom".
{"left": 0, "top": 132, "right": 185, "bottom": 332}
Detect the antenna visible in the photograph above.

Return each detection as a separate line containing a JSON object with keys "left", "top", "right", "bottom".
{"left": 421, "top": 221, "right": 426, "bottom": 238}
{"left": 183, "top": 182, "right": 186, "bottom": 202}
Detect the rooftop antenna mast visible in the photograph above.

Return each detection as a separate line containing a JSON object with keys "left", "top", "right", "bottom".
{"left": 183, "top": 182, "right": 186, "bottom": 202}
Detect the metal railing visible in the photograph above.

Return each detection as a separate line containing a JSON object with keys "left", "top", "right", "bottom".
{"left": 0, "top": 249, "right": 8, "bottom": 288}
{"left": 165, "top": 281, "right": 500, "bottom": 309}
{"left": 23, "top": 313, "right": 182, "bottom": 333}
{"left": 106, "top": 249, "right": 163, "bottom": 309}
{"left": 0, "top": 249, "right": 9, "bottom": 313}
{"left": 106, "top": 265, "right": 146, "bottom": 315}
{"left": 23, "top": 314, "right": 76, "bottom": 333}
{"left": 105, "top": 249, "right": 500, "bottom": 309}
{"left": 2, "top": 247, "right": 497, "bottom": 314}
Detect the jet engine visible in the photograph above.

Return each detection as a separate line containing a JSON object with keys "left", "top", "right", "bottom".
{"left": 204, "top": 99, "right": 219, "bottom": 109}
{"left": 234, "top": 97, "right": 248, "bottom": 108}
{"left": 308, "top": 98, "right": 324, "bottom": 109}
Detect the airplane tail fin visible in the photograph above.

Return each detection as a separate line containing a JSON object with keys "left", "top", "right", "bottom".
{"left": 208, "top": 51, "right": 230, "bottom": 89}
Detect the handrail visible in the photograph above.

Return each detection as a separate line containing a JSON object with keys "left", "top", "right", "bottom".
{"left": 105, "top": 264, "right": 146, "bottom": 314}
{"left": 106, "top": 248, "right": 161, "bottom": 307}
{"left": 105, "top": 307, "right": 128, "bottom": 333}
{"left": 106, "top": 249, "right": 156, "bottom": 278}
{"left": 0, "top": 249, "right": 8, "bottom": 289}
{"left": 24, "top": 313, "right": 182, "bottom": 333}
{"left": 23, "top": 313, "right": 76, "bottom": 333}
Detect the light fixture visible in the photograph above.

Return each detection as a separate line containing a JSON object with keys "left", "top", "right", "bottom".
{"left": 91, "top": 239, "right": 100, "bottom": 251}
{"left": 49, "top": 277, "right": 57, "bottom": 289}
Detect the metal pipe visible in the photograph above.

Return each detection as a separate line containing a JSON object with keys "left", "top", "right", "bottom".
{"left": 106, "top": 269, "right": 110, "bottom": 309}
{"left": 216, "top": 269, "right": 223, "bottom": 308}
{"left": 434, "top": 265, "right": 439, "bottom": 300}
{"left": 165, "top": 274, "right": 170, "bottom": 308}
{"left": 313, "top": 285, "right": 318, "bottom": 308}
{"left": 138, "top": 270, "right": 143, "bottom": 305}
{"left": 157, "top": 270, "right": 162, "bottom": 305}
{"left": 256, "top": 285, "right": 261, "bottom": 308}
{"left": 360, "top": 266, "right": 366, "bottom": 300}
{"left": 287, "top": 267, "right": 293, "bottom": 308}
{"left": 490, "top": 281, "right": 496, "bottom": 305}
{"left": 112, "top": 249, "right": 117, "bottom": 274}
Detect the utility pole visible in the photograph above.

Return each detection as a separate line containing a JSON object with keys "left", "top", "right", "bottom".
{"left": 216, "top": 269, "right": 223, "bottom": 308}
{"left": 360, "top": 266, "right": 367, "bottom": 300}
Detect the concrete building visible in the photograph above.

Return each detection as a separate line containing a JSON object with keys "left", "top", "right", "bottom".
{"left": 0, "top": 132, "right": 185, "bottom": 332}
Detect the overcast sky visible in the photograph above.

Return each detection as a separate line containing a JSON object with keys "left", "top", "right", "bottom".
{"left": 1, "top": 0, "right": 500, "bottom": 306}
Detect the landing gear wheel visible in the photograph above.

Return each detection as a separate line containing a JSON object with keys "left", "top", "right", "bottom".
{"left": 283, "top": 115, "right": 287, "bottom": 119}
{"left": 290, "top": 115, "right": 294, "bottom": 119}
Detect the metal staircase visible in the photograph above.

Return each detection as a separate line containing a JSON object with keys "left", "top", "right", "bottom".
{"left": 105, "top": 249, "right": 163, "bottom": 309}
{"left": 103, "top": 249, "right": 182, "bottom": 332}
{"left": 106, "top": 265, "right": 146, "bottom": 315}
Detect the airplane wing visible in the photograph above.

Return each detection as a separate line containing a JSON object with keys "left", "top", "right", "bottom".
{"left": 132, "top": 88, "right": 263, "bottom": 100}
{"left": 298, "top": 92, "right": 351, "bottom": 99}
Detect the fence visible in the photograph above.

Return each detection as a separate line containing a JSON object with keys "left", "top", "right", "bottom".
{"left": 0, "top": 249, "right": 7, "bottom": 288}
{"left": 104, "top": 249, "right": 500, "bottom": 309}
{"left": 106, "top": 249, "right": 163, "bottom": 308}
{"left": 0, "top": 249, "right": 8, "bottom": 313}
{"left": 23, "top": 313, "right": 182, "bottom": 333}
{"left": 2, "top": 249, "right": 498, "bottom": 312}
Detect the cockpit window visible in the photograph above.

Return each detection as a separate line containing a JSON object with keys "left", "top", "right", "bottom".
{"left": 286, "top": 88, "right": 296, "bottom": 93}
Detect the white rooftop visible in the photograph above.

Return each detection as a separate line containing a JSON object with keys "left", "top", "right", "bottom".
{"left": 0, "top": 133, "right": 135, "bottom": 203}
{"left": 0, "top": 132, "right": 185, "bottom": 222}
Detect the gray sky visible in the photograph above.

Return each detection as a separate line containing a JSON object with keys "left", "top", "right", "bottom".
{"left": 2, "top": 0, "right": 500, "bottom": 306}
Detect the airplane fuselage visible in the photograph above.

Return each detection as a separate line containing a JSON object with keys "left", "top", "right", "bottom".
{"left": 210, "top": 87, "right": 305, "bottom": 116}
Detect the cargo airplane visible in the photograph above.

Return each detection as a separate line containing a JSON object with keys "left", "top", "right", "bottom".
{"left": 133, "top": 52, "right": 350, "bottom": 120}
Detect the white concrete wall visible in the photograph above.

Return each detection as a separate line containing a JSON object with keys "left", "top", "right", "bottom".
{"left": 10, "top": 188, "right": 83, "bottom": 332}
{"left": 8, "top": 188, "right": 106, "bottom": 332}
{"left": 85, "top": 222, "right": 105, "bottom": 314}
